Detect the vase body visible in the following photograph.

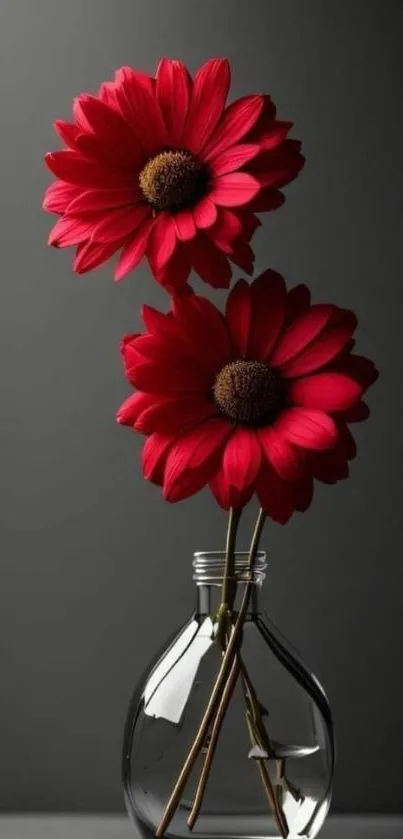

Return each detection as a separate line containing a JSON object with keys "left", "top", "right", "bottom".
{"left": 123, "top": 552, "right": 335, "bottom": 839}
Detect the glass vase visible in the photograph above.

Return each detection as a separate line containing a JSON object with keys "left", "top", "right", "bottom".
{"left": 123, "top": 552, "right": 335, "bottom": 839}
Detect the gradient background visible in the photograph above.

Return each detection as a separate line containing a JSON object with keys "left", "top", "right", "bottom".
{"left": 0, "top": 0, "right": 402, "bottom": 816}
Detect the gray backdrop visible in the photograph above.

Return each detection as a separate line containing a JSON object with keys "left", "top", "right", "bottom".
{"left": 0, "top": 0, "right": 402, "bottom": 815}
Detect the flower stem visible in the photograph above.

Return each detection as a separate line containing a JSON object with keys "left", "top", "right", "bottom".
{"left": 155, "top": 508, "right": 266, "bottom": 837}
{"left": 216, "top": 507, "right": 241, "bottom": 644}
{"left": 187, "top": 653, "right": 240, "bottom": 829}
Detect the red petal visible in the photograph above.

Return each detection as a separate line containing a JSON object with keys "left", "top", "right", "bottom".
{"left": 271, "top": 305, "right": 335, "bottom": 367}
{"left": 294, "top": 473, "right": 314, "bottom": 512}
{"left": 149, "top": 244, "right": 191, "bottom": 291}
{"left": 135, "top": 397, "right": 217, "bottom": 434}
{"left": 207, "top": 208, "right": 243, "bottom": 250}
{"left": 204, "top": 95, "right": 264, "bottom": 160}
{"left": 335, "top": 354, "right": 379, "bottom": 391}
{"left": 284, "top": 284, "right": 311, "bottom": 325}
{"left": 258, "top": 427, "right": 303, "bottom": 481}
{"left": 42, "top": 181, "right": 79, "bottom": 213}
{"left": 173, "top": 209, "right": 197, "bottom": 242}
{"left": 275, "top": 408, "right": 338, "bottom": 450}
{"left": 248, "top": 139, "right": 305, "bottom": 190}
{"left": 223, "top": 427, "right": 261, "bottom": 494}
{"left": 156, "top": 58, "right": 191, "bottom": 144}
{"left": 142, "top": 432, "right": 174, "bottom": 484}
{"left": 209, "top": 172, "right": 260, "bottom": 207}
{"left": 54, "top": 119, "right": 80, "bottom": 149}
{"left": 116, "top": 391, "right": 154, "bottom": 426}
{"left": 72, "top": 94, "right": 142, "bottom": 165}
{"left": 48, "top": 215, "right": 96, "bottom": 246}
{"left": 163, "top": 418, "right": 232, "bottom": 502}
{"left": 147, "top": 213, "right": 177, "bottom": 270}
{"left": 289, "top": 372, "right": 363, "bottom": 412}
{"left": 116, "top": 75, "right": 168, "bottom": 154}
{"left": 247, "top": 269, "right": 287, "bottom": 360}
{"left": 183, "top": 58, "right": 231, "bottom": 155}
{"left": 173, "top": 292, "right": 231, "bottom": 367}
{"left": 91, "top": 205, "right": 150, "bottom": 243}
{"left": 259, "top": 120, "right": 293, "bottom": 152}
{"left": 256, "top": 464, "right": 296, "bottom": 525}
{"left": 114, "top": 217, "right": 154, "bottom": 281}
{"left": 225, "top": 279, "right": 251, "bottom": 356}
{"left": 210, "top": 144, "right": 260, "bottom": 176}
{"left": 73, "top": 238, "right": 123, "bottom": 274}
{"left": 341, "top": 401, "right": 370, "bottom": 423}
{"left": 283, "top": 325, "right": 356, "bottom": 377}
{"left": 193, "top": 197, "right": 218, "bottom": 230}
{"left": 188, "top": 234, "right": 232, "bottom": 288}
{"left": 247, "top": 188, "right": 285, "bottom": 213}
{"left": 67, "top": 187, "right": 140, "bottom": 214}
{"left": 45, "top": 150, "right": 127, "bottom": 188}
{"left": 229, "top": 241, "right": 255, "bottom": 275}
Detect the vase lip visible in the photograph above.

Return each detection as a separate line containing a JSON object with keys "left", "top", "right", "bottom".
{"left": 193, "top": 551, "right": 267, "bottom": 585}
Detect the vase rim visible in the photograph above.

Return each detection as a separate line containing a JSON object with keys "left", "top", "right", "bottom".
{"left": 193, "top": 551, "right": 267, "bottom": 585}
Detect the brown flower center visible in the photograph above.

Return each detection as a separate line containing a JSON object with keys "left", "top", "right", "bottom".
{"left": 213, "top": 360, "right": 282, "bottom": 425}
{"left": 139, "top": 150, "right": 208, "bottom": 212}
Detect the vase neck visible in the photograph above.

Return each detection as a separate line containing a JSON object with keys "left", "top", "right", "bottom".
{"left": 193, "top": 551, "right": 266, "bottom": 617}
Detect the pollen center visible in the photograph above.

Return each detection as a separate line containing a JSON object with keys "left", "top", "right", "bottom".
{"left": 139, "top": 150, "right": 208, "bottom": 212}
{"left": 213, "top": 360, "right": 282, "bottom": 425}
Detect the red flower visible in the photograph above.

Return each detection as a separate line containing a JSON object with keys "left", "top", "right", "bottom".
{"left": 43, "top": 59, "right": 304, "bottom": 290}
{"left": 117, "top": 272, "right": 378, "bottom": 523}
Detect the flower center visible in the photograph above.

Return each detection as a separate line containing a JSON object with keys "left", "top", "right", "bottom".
{"left": 213, "top": 360, "right": 282, "bottom": 425}
{"left": 139, "top": 150, "right": 208, "bottom": 212}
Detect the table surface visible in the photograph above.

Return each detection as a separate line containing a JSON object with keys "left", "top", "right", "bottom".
{"left": 0, "top": 816, "right": 402, "bottom": 839}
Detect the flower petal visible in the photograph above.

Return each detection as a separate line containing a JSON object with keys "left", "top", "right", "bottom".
{"left": 48, "top": 215, "right": 97, "bottom": 246}
{"left": 271, "top": 305, "right": 335, "bottom": 367}
{"left": 173, "top": 209, "right": 197, "bottom": 242}
{"left": 258, "top": 120, "right": 293, "bottom": 152}
{"left": 91, "top": 205, "right": 150, "bottom": 243}
{"left": 284, "top": 284, "right": 311, "bottom": 325}
{"left": 66, "top": 187, "right": 140, "bottom": 215}
{"left": 222, "top": 427, "right": 261, "bottom": 494}
{"left": 247, "top": 269, "right": 287, "bottom": 360}
{"left": 135, "top": 396, "right": 217, "bottom": 434}
{"left": 210, "top": 144, "right": 260, "bottom": 176}
{"left": 225, "top": 279, "right": 251, "bottom": 356}
{"left": 116, "top": 74, "right": 169, "bottom": 154}
{"left": 114, "top": 217, "right": 154, "bottom": 281}
{"left": 187, "top": 234, "right": 232, "bottom": 288}
{"left": 256, "top": 464, "right": 296, "bottom": 525}
{"left": 257, "top": 426, "right": 303, "bottom": 481}
{"left": 156, "top": 58, "right": 191, "bottom": 144}
{"left": 209, "top": 172, "right": 260, "bottom": 207}
{"left": 183, "top": 58, "right": 231, "bottom": 154}
{"left": 147, "top": 213, "right": 177, "bottom": 270}
{"left": 74, "top": 239, "right": 123, "bottom": 274}
{"left": 54, "top": 120, "right": 80, "bottom": 150}
{"left": 72, "top": 94, "right": 142, "bottom": 165}
{"left": 193, "top": 197, "right": 218, "bottom": 230}
{"left": 142, "top": 432, "right": 175, "bottom": 484}
{"left": 173, "top": 292, "right": 232, "bottom": 367}
{"left": 163, "top": 418, "right": 232, "bottom": 502}
{"left": 282, "top": 320, "right": 357, "bottom": 377}
{"left": 45, "top": 150, "right": 127, "bottom": 188}
{"left": 204, "top": 95, "right": 264, "bottom": 160}
{"left": 274, "top": 408, "right": 338, "bottom": 450}
{"left": 42, "top": 181, "right": 80, "bottom": 213}
{"left": 149, "top": 244, "right": 191, "bottom": 291}
{"left": 116, "top": 391, "right": 154, "bottom": 426}
{"left": 289, "top": 372, "right": 363, "bottom": 412}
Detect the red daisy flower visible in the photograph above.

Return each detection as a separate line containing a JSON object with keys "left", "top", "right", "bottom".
{"left": 43, "top": 59, "right": 304, "bottom": 290}
{"left": 117, "top": 271, "right": 378, "bottom": 524}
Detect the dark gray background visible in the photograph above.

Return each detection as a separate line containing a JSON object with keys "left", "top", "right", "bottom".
{"left": 0, "top": 0, "right": 402, "bottom": 815}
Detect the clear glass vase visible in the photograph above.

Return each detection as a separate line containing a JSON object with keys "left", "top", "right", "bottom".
{"left": 123, "top": 552, "right": 335, "bottom": 839}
